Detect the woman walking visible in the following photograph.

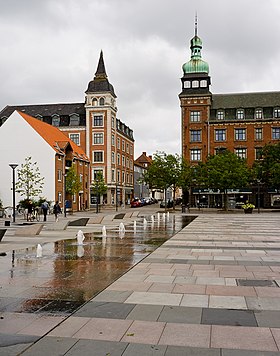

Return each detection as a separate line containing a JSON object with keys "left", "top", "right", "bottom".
{"left": 53, "top": 201, "right": 61, "bottom": 222}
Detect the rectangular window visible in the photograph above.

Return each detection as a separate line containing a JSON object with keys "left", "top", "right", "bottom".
{"left": 117, "top": 137, "right": 120, "bottom": 149}
{"left": 79, "top": 174, "right": 83, "bottom": 183}
{"left": 272, "top": 127, "right": 280, "bottom": 140}
{"left": 255, "top": 147, "right": 263, "bottom": 160}
{"left": 69, "top": 133, "right": 80, "bottom": 146}
{"left": 235, "top": 148, "right": 247, "bottom": 159}
{"left": 255, "top": 109, "right": 262, "bottom": 119}
{"left": 93, "top": 169, "right": 103, "bottom": 180}
{"left": 93, "top": 115, "right": 103, "bottom": 126}
{"left": 190, "top": 149, "right": 201, "bottom": 161}
{"left": 111, "top": 169, "right": 115, "bottom": 182}
{"left": 58, "top": 192, "right": 62, "bottom": 204}
{"left": 217, "top": 111, "right": 224, "bottom": 120}
{"left": 255, "top": 128, "right": 263, "bottom": 141}
{"left": 215, "top": 129, "right": 226, "bottom": 142}
{"left": 112, "top": 134, "right": 115, "bottom": 146}
{"left": 112, "top": 117, "right": 115, "bottom": 128}
{"left": 117, "top": 153, "right": 120, "bottom": 165}
{"left": 58, "top": 169, "right": 62, "bottom": 181}
{"left": 93, "top": 132, "right": 104, "bottom": 144}
{"left": 93, "top": 151, "right": 103, "bottom": 162}
{"left": 236, "top": 109, "right": 244, "bottom": 120}
{"left": 190, "top": 111, "right": 201, "bottom": 122}
{"left": 126, "top": 143, "right": 129, "bottom": 153}
{"left": 190, "top": 130, "right": 201, "bottom": 142}
{"left": 274, "top": 109, "right": 280, "bottom": 118}
{"left": 235, "top": 128, "right": 246, "bottom": 141}
{"left": 122, "top": 155, "right": 125, "bottom": 166}
{"left": 112, "top": 151, "right": 115, "bottom": 164}
{"left": 122, "top": 140, "right": 125, "bottom": 151}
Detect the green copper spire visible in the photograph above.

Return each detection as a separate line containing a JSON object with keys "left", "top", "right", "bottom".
{"left": 182, "top": 16, "right": 209, "bottom": 74}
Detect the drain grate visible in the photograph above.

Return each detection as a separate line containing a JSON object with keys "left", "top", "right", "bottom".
{"left": 236, "top": 279, "right": 278, "bottom": 287}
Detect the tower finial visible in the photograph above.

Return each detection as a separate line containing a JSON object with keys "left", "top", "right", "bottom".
{"left": 195, "top": 12, "right": 198, "bottom": 37}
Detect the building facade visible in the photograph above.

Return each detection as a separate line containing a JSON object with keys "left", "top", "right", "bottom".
{"left": 0, "top": 51, "right": 134, "bottom": 207}
{"left": 0, "top": 111, "right": 90, "bottom": 209}
{"left": 179, "top": 28, "right": 280, "bottom": 207}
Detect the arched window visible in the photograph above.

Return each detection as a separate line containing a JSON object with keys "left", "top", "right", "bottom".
{"left": 92, "top": 98, "right": 98, "bottom": 106}
{"left": 99, "top": 97, "right": 105, "bottom": 106}
{"left": 69, "top": 113, "right": 80, "bottom": 126}
{"left": 52, "top": 114, "right": 60, "bottom": 127}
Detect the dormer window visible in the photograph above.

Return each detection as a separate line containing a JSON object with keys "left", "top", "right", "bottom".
{"left": 274, "top": 108, "right": 280, "bottom": 118}
{"left": 255, "top": 109, "right": 263, "bottom": 119}
{"left": 99, "top": 97, "right": 105, "bottom": 106}
{"left": 236, "top": 109, "right": 245, "bottom": 120}
{"left": 184, "top": 81, "right": 191, "bottom": 89}
{"left": 52, "top": 114, "right": 60, "bottom": 127}
{"left": 35, "top": 114, "right": 43, "bottom": 121}
{"left": 217, "top": 110, "right": 224, "bottom": 120}
{"left": 69, "top": 113, "right": 80, "bottom": 126}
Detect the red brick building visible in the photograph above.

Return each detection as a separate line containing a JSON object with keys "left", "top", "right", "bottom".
{"left": 179, "top": 28, "right": 280, "bottom": 207}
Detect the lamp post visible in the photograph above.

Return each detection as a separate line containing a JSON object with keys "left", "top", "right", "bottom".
{"left": 257, "top": 179, "right": 261, "bottom": 214}
{"left": 9, "top": 164, "right": 18, "bottom": 223}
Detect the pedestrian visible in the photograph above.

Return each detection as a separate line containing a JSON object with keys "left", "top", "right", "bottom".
{"left": 41, "top": 200, "right": 49, "bottom": 222}
{"left": 26, "top": 200, "right": 33, "bottom": 221}
{"left": 53, "top": 201, "right": 61, "bottom": 222}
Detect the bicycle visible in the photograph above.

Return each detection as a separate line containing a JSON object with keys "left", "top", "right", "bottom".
{"left": 17, "top": 206, "right": 26, "bottom": 220}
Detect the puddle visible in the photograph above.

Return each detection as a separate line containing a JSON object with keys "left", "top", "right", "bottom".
{"left": 0, "top": 215, "right": 195, "bottom": 315}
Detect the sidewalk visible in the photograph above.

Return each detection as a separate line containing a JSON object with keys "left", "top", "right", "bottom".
{"left": 2, "top": 210, "right": 280, "bottom": 355}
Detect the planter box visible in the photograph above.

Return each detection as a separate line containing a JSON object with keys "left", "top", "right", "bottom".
{"left": 0, "top": 229, "right": 7, "bottom": 241}
{"left": 244, "top": 208, "right": 253, "bottom": 214}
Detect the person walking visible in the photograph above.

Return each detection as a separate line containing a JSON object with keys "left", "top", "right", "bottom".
{"left": 53, "top": 201, "right": 61, "bottom": 222}
{"left": 26, "top": 200, "right": 33, "bottom": 221}
{"left": 41, "top": 200, "right": 49, "bottom": 222}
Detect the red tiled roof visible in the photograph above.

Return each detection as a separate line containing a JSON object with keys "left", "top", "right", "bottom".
{"left": 17, "top": 110, "right": 89, "bottom": 161}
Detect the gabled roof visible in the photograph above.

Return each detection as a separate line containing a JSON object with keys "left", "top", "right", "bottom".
{"left": 17, "top": 111, "right": 89, "bottom": 162}
{"left": 135, "top": 152, "right": 153, "bottom": 167}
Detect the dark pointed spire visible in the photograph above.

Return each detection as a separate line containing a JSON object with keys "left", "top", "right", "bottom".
{"left": 85, "top": 51, "right": 116, "bottom": 97}
{"left": 95, "top": 50, "right": 107, "bottom": 79}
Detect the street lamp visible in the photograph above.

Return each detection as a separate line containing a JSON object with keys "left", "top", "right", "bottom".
{"left": 9, "top": 164, "right": 18, "bottom": 223}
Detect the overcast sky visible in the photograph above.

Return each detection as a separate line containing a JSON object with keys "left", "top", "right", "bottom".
{"left": 1, "top": 0, "right": 280, "bottom": 158}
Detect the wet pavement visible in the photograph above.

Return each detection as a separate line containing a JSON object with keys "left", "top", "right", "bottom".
{"left": 2, "top": 209, "right": 280, "bottom": 355}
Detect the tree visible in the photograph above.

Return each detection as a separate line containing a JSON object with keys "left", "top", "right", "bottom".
{"left": 197, "top": 150, "right": 250, "bottom": 210}
{"left": 65, "top": 165, "right": 82, "bottom": 210}
{"left": 143, "top": 153, "right": 191, "bottom": 210}
{"left": 255, "top": 143, "right": 280, "bottom": 188}
{"left": 91, "top": 172, "right": 107, "bottom": 213}
{"left": 16, "top": 156, "right": 44, "bottom": 200}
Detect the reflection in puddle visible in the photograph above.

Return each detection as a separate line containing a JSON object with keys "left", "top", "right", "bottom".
{"left": 0, "top": 215, "right": 195, "bottom": 315}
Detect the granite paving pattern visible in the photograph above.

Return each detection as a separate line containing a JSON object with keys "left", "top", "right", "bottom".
{"left": 3, "top": 211, "right": 280, "bottom": 354}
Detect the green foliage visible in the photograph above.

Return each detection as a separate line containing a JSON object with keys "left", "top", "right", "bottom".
{"left": 15, "top": 157, "right": 44, "bottom": 200}
{"left": 196, "top": 150, "right": 250, "bottom": 210}
{"left": 91, "top": 172, "right": 107, "bottom": 196}
{"left": 65, "top": 165, "right": 82, "bottom": 195}
{"left": 254, "top": 143, "right": 280, "bottom": 188}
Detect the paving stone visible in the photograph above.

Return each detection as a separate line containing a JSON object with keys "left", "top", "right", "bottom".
{"left": 121, "top": 320, "right": 165, "bottom": 344}
{"left": 0, "top": 333, "right": 39, "bottom": 348}
{"left": 158, "top": 306, "right": 202, "bottom": 324}
{"left": 124, "top": 291, "right": 182, "bottom": 306}
{"left": 64, "top": 339, "right": 128, "bottom": 356}
{"left": 201, "top": 308, "right": 257, "bottom": 326}
{"left": 122, "top": 343, "right": 167, "bottom": 355}
{"left": 93, "top": 290, "right": 132, "bottom": 303}
{"left": 126, "top": 304, "right": 163, "bottom": 321}
{"left": 222, "top": 348, "right": 280, "bottom": 355}
{"left": 74, "top": 301, "right": 135, "bottom": 319}
{"left": 255, "top": 310, "right": 280, "bottom": 327}
{"left": 20, "top": 336, "right": 78, "bottom": 356}
{"left": 237, "top": 279, "right": 277, "bottom": 287}
{"left": 209, "top": 296, "right": 247, "bottom": 310}
{"left": 0, "top": 343, "right": 33, "bottom": 355}
{"left": 246, "top": 296, "right": 280, "bottom": 311}
{"left": 165, "top": 345, "right": 220, "bottom": 355}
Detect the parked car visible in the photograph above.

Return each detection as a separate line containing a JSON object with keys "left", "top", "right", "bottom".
{"left": 131, "top": 198, "right": 143, "bottom": 208}
{"left": 143, "top": 197, "right": 152, "bottom": 205}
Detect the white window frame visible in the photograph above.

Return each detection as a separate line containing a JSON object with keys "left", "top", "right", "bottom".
{"left": 93, "top": 132, "right": 104, "bottom": 145}
{"left": 190, "top": 111, "right": 201, "bottom": 122}
{"left": 93, "top": 151, "right": 104, "bottom": 163}
{"left": 69, "top": 133, "right": 80, "bottom": 146}
{"left": 190, "top": 149, "right": 201, "bottom": 161}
